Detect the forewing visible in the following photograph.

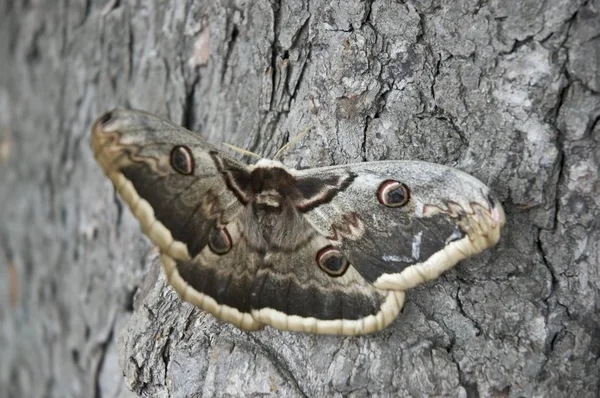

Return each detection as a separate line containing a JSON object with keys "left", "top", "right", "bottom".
{"left": 297, "top": 161, "right": 505, "bottom": 291}
{"left": 92, "top": 109, "right": 267, "bottom": 329}
{"left": 92, "top": 108, "right": 248, "bottom": 261}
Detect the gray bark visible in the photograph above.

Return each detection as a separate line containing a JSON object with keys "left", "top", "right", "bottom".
{"left": 1, "top": 0, "right": 599, "bottom": 397}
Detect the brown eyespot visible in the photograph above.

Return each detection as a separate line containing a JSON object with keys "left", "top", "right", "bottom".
{"left": 208, "top": 227, "right": 232, "bottom": 255}
{"left": 316, "top": 246, "right": 349, "bottom": 277}
{"left": 377, "top": 180, "right": 410, "bottom": 207}
{"left": 170, "top": 146, "right": 194, "bottom": 175}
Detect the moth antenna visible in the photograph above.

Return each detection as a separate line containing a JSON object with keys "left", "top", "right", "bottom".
{"left": 274, "top": 126, "right": 313, "bottom": 161}
{"left": 222, "top": 143, "right": 263, "bottom": 160}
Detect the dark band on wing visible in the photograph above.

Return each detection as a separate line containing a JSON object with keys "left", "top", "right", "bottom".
{"left": 294, "top": 171, "right": 357, "bottom": 212}
{"left": 210, "top": 152, "right": 253, "bottom": 204}
{"left": 249, "top": 270, "right": 386, "bottom": 320}
{"left": 344, "top": 212, "right": 460, "bottom": 283}
{"left": 176, "top": 258, "right": 254, "bottom": 312}
{"left": 122, "top": 164, "right": 217, "bottom": 257}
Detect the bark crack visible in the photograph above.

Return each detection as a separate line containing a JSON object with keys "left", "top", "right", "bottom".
{"left": 112, "top": 188, "right": 124, "bottom": 236}
{"left": 268, "top": 0, "right": 282, "bottom": 111}
{"left": 181, "top": 74, "right": 200, "bottom": 130}
{"left": 220, "top": 15, "right": 239, "bottom": 85}
{"left": 455, "top": 285, "right": 483, "bottom": 336}
{"left": 93, "top": 321, "right": 116, "bottom": 398}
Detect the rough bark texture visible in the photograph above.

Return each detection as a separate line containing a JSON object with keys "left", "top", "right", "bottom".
{"left": 1, "top": 0, "right": 599, "bottom": 397}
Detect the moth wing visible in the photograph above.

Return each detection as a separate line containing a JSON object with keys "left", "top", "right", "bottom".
{"left": 92, "top": 109, "right": 268, "bottom": 329}
{"left": 92, "top": 109, "right": 503, "bottom": 334}
{"left": 160, "top": 218, "right": 265, "bottom": 330}
{"left": 297, "top": 161, "right": 505, "bottom": 291}
{"left": 159, "top": 210, "right": 404, "bottom": 335}
{"left": 92, "top": 108, "right": 249, "bottom": 261}
{"left": 247, "top": 209, "right": 404, "bottom": 336}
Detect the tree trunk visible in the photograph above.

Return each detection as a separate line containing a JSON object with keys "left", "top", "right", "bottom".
{"left": 1, "top": 0, "right": 599, "bottom": 397}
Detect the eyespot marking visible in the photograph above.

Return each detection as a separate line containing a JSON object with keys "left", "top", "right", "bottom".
{"left": 316, "top": 246, "right": 349, "bottom": 277}
{"left": 208, "top": 227, "right": 232, "bottom": 255}
{"left": 377, "top": 180, "right": 410, "bottom": 207}
{"left": 170, "top": 146, "right": 194, "bottom": 175}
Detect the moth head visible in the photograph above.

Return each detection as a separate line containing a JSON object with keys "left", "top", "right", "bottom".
{"left": 254, "top": 158, "right": 286, "bottom": 168}
{"left": 249, "top": 164, "right": 296, "bottom": 208}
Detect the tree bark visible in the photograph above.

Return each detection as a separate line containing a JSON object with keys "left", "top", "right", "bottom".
{"left": 1, "top": 0, "right": 599, "bottom": 397}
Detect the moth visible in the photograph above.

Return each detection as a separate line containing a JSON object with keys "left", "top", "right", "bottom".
{"left": 92, "top": 108, "right": 504, "bottom": 335}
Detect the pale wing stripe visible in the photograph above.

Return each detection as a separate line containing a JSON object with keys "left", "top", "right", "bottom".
{"left": 161, "top": 253, "right": 264, "bottom": 331}
{"left": 251, "top": 290, "right": 405, "bottom": 336}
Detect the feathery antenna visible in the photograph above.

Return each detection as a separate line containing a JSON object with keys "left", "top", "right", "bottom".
{"left": 274, "top": 126, "right": 313, "bottom": 160}
{"left": 222, "top": 143, "right": 263, "bottom": 160}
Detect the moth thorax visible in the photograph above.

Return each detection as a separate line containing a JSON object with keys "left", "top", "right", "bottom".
{"left": 251, "top": 202, "right": 308, "bottom": 250}
{"left": 255, "top": 189, "right": 282, "bottom": 207}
